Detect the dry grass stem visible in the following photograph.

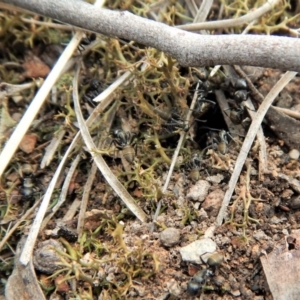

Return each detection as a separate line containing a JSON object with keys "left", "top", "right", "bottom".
{"left": 195, "top": 0, "right": 213, "bottom": 21}
{"left": 185, "top": 0, "right": 198, "bottom": 18}
{"left": 77, "top": 163, "right": 98, "bottom": 236}
{"left": 0, "top": 81, "right": 41, "bottom": 99}
{"left": 93, "top": 65, "right": 142, "bottom": 103}
{"left": 223, "top": 64, "right": 268, "bottom": 178}
{"left": 177, "top": 0, "right": 281, "bottom": 31}
{"left": 41, "top": 154, "right": 81, "bottom": 229}
{"left": 62, "top": 198, "right": 81, "bottom": 222}
{"left": 14, "top": 0, "right": 106, "bottom": 267}
{"left": 73, "top": 62, "right": 147, "bottom": 223}
{"left": 0, "top": 198, "right": 42, "bottom": 252}
{"left": 18, "top": 76, "right": 118, "bottom": 266}
{"left": 244, "top": 99, "right": 268, "bottom": 178}
{"left": 0, "top": 31, "right": 84, "bottom": 177}
{"left": 152, "top": 0, "right": 211, "bottom": 225}
{"left": 216, "top": 71, "right": 298, "bottom": 225}
{"left": 40, "top": 130, "right": 66, "bottom": 168}
{"left": 273, "top": 106, "right": 300, "bottom": 120}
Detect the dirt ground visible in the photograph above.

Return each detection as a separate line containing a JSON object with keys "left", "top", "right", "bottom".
{"left": 1, "top": 1, "right": 300, "bottom": 300}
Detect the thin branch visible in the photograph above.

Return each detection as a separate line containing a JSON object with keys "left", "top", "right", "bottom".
{"left": 216, "top": 71, "right": 297, "bottom": 225}
{"left": 177, "top": 0, "right": 281, "bottom": 31}
{"left": 209, "top": 19, "right": 257, "bottom": 77}
{"left": 0, "top": 10, "right": 73, "bottom": 30}
{"left": 2, "top": 0, "right": 300, "bottom": 72}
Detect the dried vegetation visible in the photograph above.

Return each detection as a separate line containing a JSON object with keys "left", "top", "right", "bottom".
{"left": 1, "top": 0, "right": 300, "bottom": 299}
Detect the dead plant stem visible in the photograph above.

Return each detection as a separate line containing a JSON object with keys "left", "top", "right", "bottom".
{"left": 216, "top": 71, "right": 297, "bottom": 225}
{"left": 177, "top": 0, "right": 281, "bottom": 31}
{"left": 2, "top": 0, "right": 300, "bottom": 72}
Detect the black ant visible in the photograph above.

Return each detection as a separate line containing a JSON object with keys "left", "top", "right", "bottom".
{"left": 186, "top": 152, "right": 202, "bottom": 181}
{"left": 153, "top": 107, "right": 190, "bottom": 132}
{"left": 233, "top": 78, "right": 248, "bottom": 103}
{"left": 224, "top": 100, "right": 247, "bottom": 125}
{"left": 202, "top": 127, "right": 236, "bottom": 155}
{"left": 78, "top": 33, "right": 96, "bottom": 52}
{"left": 111, "top": 129, "right": 135, "bottom": 163}
{"left": 83, "top": 79, "right": 106, "bottom": 106}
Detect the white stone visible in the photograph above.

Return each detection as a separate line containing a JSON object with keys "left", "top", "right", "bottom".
{"left": 179, "top": 238, "right": 217, "bottom": 264}
{"left": 289, "top": 149, "right": 300, "bottom": 160}
{"left": 187, "top": 180, "right": 210, "bottom": 202}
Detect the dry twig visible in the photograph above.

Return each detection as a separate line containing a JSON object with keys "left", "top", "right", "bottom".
{"left": 2, "top": 0, "right": 300, "bottom": 72}
{"left": 177, "top": 0, "right": 281, "bottom": 31}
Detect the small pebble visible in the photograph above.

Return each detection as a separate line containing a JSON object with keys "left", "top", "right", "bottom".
{"left": 193, "top": 202, "right": 201, "bottom": 209}
{"left": 19, "top": 134, "right": 37, "bottom": 154}
{"left": 270, "top": 215, "right": 287, "bottom": 224}
{"left": 202, "top": 189, "right": 224, "bottom": 217}
{"left": 251, "top": 244, "right": 260, "bottom": 259}
{"left": 204, "top": 225, "right": 216, "bottom": 239}
{"left": 12, "top": 112, "right": 22, "bottom": 122}
{"left": 207, "top": 174, "right": 224, "bottom": 184}
{"left": 49, "top": 293, "right": 64, "bottom": 300}
{"left": 179, "top": 238, "right": 217, "bottom": 264}
{"left": 33, "top": 239, "right": 65, "bottom": 274}
{"left": 187, "top": 180, "right": 210, "bottom": 202}
{"left": 290, "top": 196, "right": 300, "bottom": 209}
{"left": 160, "top": 227, "right": 180, "bottom": 247}
{"left": 253, "top": 230, "right": 271, "bottom": 241}
{"left": 289, "top": 149, "right": 299, "bottom": 160}
{"left": 230, "top": 289, "right": 241, "bottom": 297}
{"left": 167, "top": 278, "right": 181, "bottom": 296}
{"left": 281, "top": 189, "right": 293, "bottom": 200}
{"left": 198, "top": 208, "right": 208, "bottom": 220}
